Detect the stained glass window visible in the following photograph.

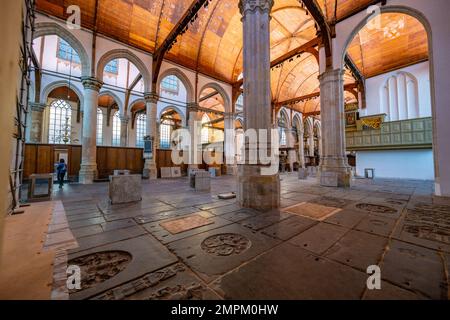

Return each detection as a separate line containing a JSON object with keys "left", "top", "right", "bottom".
{"left": 112, "top": 111, "right": 121, "bottom": 146}
{"left": 135, "top": 113, "right": 147, "bottom": 148}
{"left": 57, "top": 38, "right": 81, "bottom": 64}
{"left": 97, "top": 108, "right": 103, "bottom": 145}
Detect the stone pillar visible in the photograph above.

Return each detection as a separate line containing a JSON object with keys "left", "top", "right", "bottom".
{"left": 119, "top": 115, "right": 129, "bottom": 147}
{"left": 187, "top": 103, "right": 202, "bottom": 169}
{"left": 143, "top": 92, "right": 158, "bottom": 179}
{"left": 286, "top": 127, "right": 297, "bottom": 171}
{"left": 238, "top": 0, "right": 280, "bottom": 211}
{"left": 28, "top": 102, "right": 46, "bottom": 143}
{"left": 79, "top": 77, "right": 102, "bottom": 184}
{"left": 298, "top": 128, "right": 305, "bottom": 168}
{"left": 318, "top": 69, "right": 352, "bottom": 187}
{"left": 224, "top": 112, "right": 237, "bottom": 174}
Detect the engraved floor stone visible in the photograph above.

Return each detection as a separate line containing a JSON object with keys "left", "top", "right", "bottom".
{"left": 167, "top": 224, "right": 281, "bottom": 282}
{"left": 143, "top": 215, "right": 233, "bottom": 244}
{"left": 69, "top": 235, "right": 177, "bottom": 300}
{"left": 160, "top": 215, "right": 214, "bottom": 235}
{"left": 201, "top": 234, "right": 251, "bottom": 256}
{"left": 288, "top": 223, "right": 349, "bottom": 255}
{"left": 355, "top": 203, "right": 397, "bottom": 214}
{"left": 381, "top": 240, "right": 446, "bottom": 299}
{"left": 310, "top": 196, "right": 352, "bottom": 209}
{"left": 324, "top": 230, "right": 388, "bottom": 271}
{"left": 261, "top": 216, "right": 317, "bottom": 241}
{"left": 211, "top": 243, "right": 367, "bottom": 300}
{"left": 134, "top": 207, "right": 200, "bottom": 225}
{"left": 355, "top": 215, "right": 398, "bottom": 237}
{"left": 283, "top": 202, "right": 341, "bottom": 221}
{"left": 69, "top": 251, "right": 132, "bottom": 293}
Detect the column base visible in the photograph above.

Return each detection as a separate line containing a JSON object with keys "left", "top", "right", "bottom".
{"left": 226, "top": 165, "right": 238, "bottom": 176}
{"left": 79, "top": 164, "right": 98, "bottom": 184}
{"left": 237, "top": 165, "right": 280, "bottom": 211}
{"left": 298, "top": 167, "right": 308, "bottom": 180}
{"left": 319, "top": 166, "right": 352, "bottom": 187}
{"left": 143, "top": 160, "right": 157, "bottom": 180}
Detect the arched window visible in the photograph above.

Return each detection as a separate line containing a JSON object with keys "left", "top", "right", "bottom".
{"left": 112, "top": 111, "right": 121, "bottom": 146}
{"left": 161, "top": 75, "right": 180, "bottom": 95}
{"left": 201, "top": 114, "right": 210, "bottom": 144}
{"left": 278, "top": 112, "right": 287, "bottom": 146}
{"left": 48, "top": 99, "right": 72, "bottom": 144}
{"left": 135, "top": 113, "right": 146, "bottom": 148}
{"left": 97, "top": 108, "right": 103, "bottom": 145}
{"left": 380, "top": 72, "right": 419, "bottom": 121}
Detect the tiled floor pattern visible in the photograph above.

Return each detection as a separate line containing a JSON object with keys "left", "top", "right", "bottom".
{"left": 37, "top": 174, "right": 450, "bottom": 300}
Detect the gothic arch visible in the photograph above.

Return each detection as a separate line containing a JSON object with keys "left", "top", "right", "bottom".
{"left": 41, "top": 80, "right": 84, "bottom": 111}
{"left": 159, "top": 105, "right": 187, "bottom": 127}
{"left": 198, "top": 82, "right": 231, "bottom": 113}
{"left": 96, "top": 49, "right": 151, "bottom": 92}
{"left": 157, "top": 68, "right": 194, "bottom": 103}
{"left": 34, "top": 22, "right": 90, "bottom": 77}
{"left": 99, "top": 90, "right": 124, "bottom": 114}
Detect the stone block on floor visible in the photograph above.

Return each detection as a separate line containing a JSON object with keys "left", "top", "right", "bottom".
{"left": 109, "top": 174, "right": 142, "bottom": 204}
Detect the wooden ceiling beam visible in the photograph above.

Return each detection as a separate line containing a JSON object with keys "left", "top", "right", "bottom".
{"left": 276, "top": 83, "right": 359, "bottom": 108}
{"left": 233, "top": 36, "right": 321, "bottom": 88}
{"left": 152, "top": 0, "right": 210, "bottom": 90}
{"left": 199, "top": 90, "right": 219, "bottom": 102}
{"left": 336, "top": 0, "right": 387, "bottom": 24}
{"left": 301, "top": 0, "right": 333, "bottom": 68}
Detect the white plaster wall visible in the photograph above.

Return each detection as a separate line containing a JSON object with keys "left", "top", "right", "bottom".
{"left": 356, "top": 149, "right": 434, "bottom": 180}
{"left": 361, "top": 61, "right": 431, "bottom": 119}
{"left": 333, "top": 0, "right": 450, "bottom": 196}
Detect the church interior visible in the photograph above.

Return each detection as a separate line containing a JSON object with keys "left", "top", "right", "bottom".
{"left": 0, "top": 0, "right": 449, "bottom": 301}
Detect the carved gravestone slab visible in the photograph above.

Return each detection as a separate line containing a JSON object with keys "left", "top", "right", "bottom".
{"left": 69, "top": 235, "right": 177, "bottom": 300}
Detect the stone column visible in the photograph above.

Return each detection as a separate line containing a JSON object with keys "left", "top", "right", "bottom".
{"left": 224, "top": 112, "right": 237, "bottom": 175}
{"left": 318, "top": 69, "right": 352, "bottom": 187}
{"left": 28, "top": 102, "right": 46, "bottom": 143}
{"left": 119, "top": 115, "right": 129, "bottom": 147}
{"left": 79, "top": 77, "right": 102, "bottom": 184}
{"left": 143, "top": 92, "right": 158, "bottom": 179}
{"left": 286, "top": 127, "right": 297, "bottom": 171}
{"left": 187, "top": 103, "right": 202, "bottom": 170}
{"left": 238, "top": 0, "right": 280, "bottom": 211}
{"left": 298, "top": 128, "right": 305, "bottom": 168}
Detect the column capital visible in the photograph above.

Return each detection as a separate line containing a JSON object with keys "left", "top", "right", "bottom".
{"left": 119, "top": 115, "right": 130, "bottom": 124}
{"left": 144, "top": 92, "right": 159, "bottom": 104}
{"left": 239, "top": 0, "right": 274, "bottom": 16}
{"left": 187, "top": 102, "right": 200, "bottom": 113}
{"left": 81, "top": 77, "right": 103, "bottom": 91}
{"left": 318, "top": 68, "right": 345, "bottom": 83}
{"left": 29, "top": 102, "right": 46, "bottom": 112}
{"left": 224, "top": 112, "right": 236, "bottom": 120}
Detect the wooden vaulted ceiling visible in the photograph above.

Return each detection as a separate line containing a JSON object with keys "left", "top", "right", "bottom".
{"left": 36, "top": 0, "right": 428, "bottom": 115}
{"left": 346, "top": 13, "right": 429, "bottom": 78}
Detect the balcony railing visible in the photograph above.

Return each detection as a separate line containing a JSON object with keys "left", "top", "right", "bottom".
{"left": 346, "top": 117, "right": 432, "bottom": 151}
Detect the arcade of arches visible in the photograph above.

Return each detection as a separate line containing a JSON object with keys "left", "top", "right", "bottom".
{"left": 0, "top": 0, "right": 449, "bottom": 300}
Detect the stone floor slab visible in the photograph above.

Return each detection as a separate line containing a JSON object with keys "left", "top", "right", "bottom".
{"left": 381, "top": 240, "right": 446, "bottom": 299}
{"left": 283, "top": 202, "right": 341, "bottom": 221}
{"left": 261, "top": 216, "right": 318, "bottom": 241}
{"left": 211, "top": 243, "right": 367, "bottom": 299}
{"left": 355, "top": 215, "right": 398, "bottom": 237}
{"left": 288, "top": 223, "right": 349, "bottom": 255}
{"left": 167, "top": 224, "right": 281, "bottom": 283}
{"left": 324, "top": 209, "right": 367, "bottom": 229}
{"left": 143, "top": 215, "right": 233, "bottom": 244}
{"left": 69, "top": 235, "right": 177, "bottom": 300}
{"left": 324, "top": 230, "right": 388, "bottom": 271}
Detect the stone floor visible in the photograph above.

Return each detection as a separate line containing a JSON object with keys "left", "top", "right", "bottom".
{"left": 41, "top": 173, "right": 449, "bottom": 300}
